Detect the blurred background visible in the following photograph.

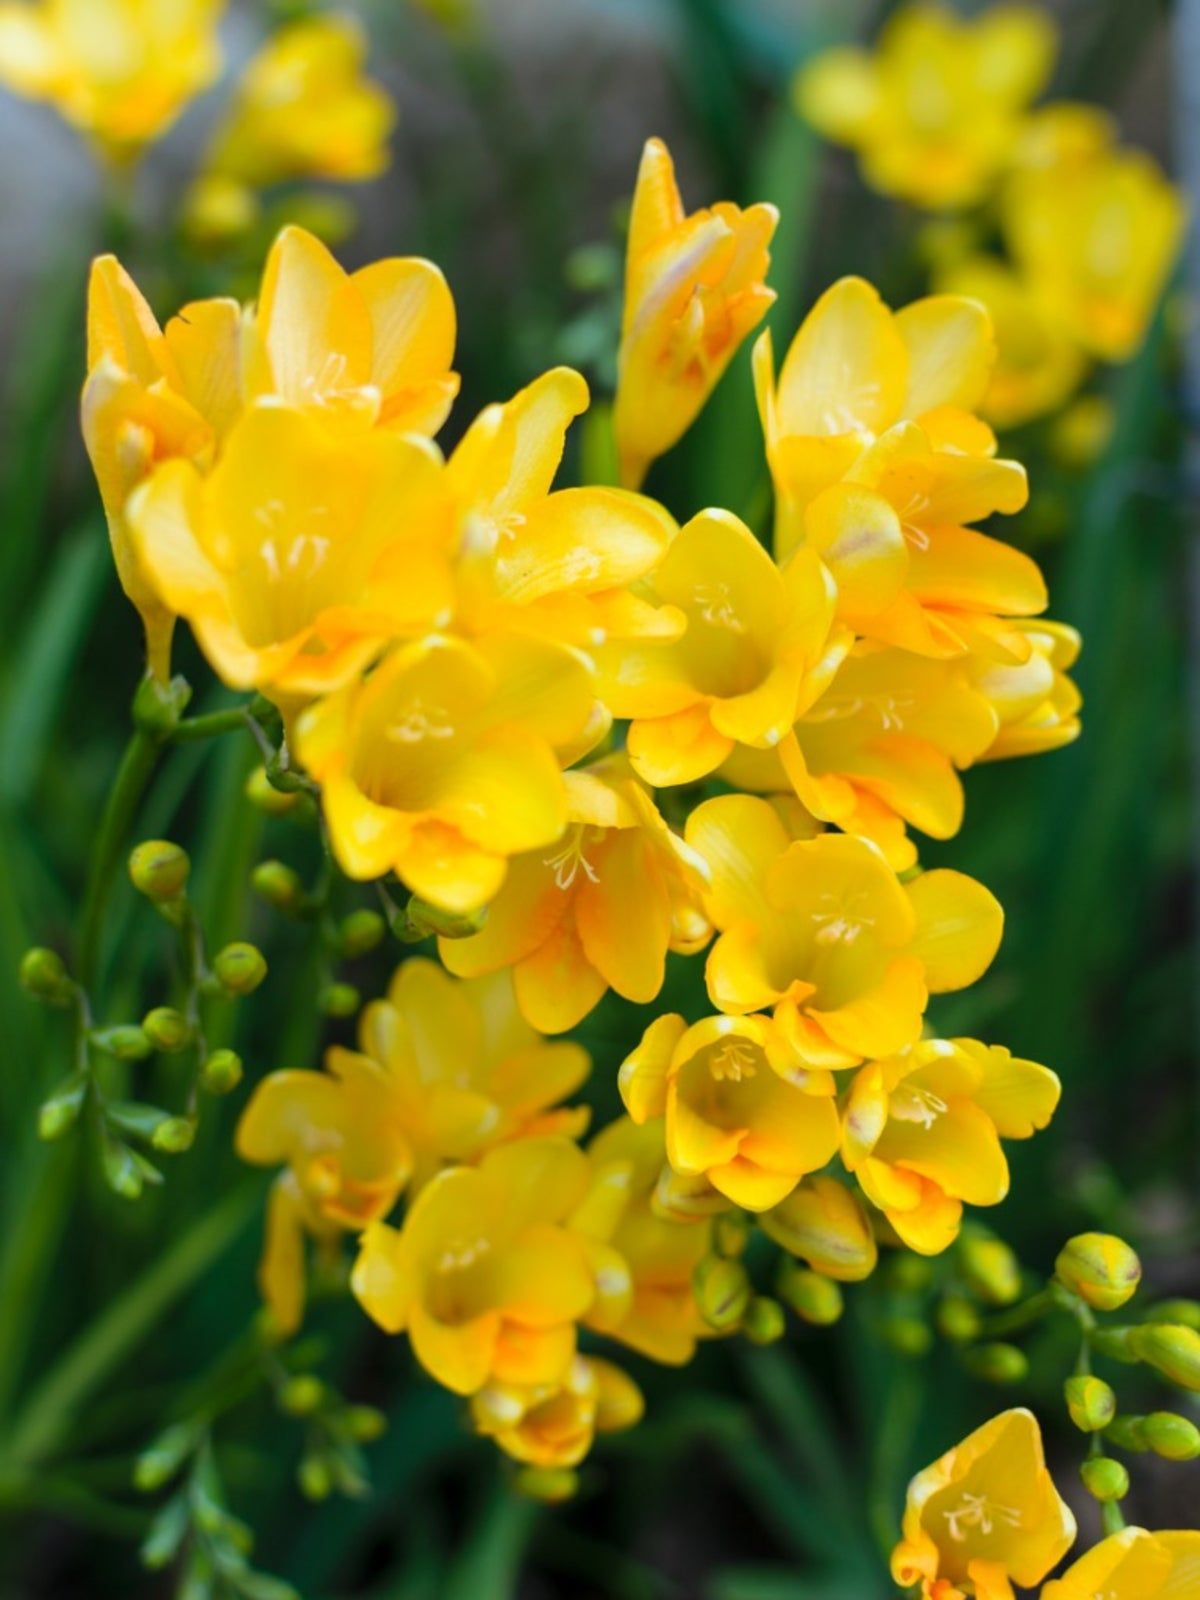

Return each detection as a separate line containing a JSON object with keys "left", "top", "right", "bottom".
{"left": 0, "top": 1, "right": 1195, "bottom": 1596}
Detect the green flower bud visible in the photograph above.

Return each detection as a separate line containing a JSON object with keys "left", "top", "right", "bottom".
{"left": 19, "top": 947, "right": 72, "bottom": 1005}
{"left": 1055, "top": 1233, "right": 1142, "bottom": 1311}
{"left": 964, "top": 1343, "right": 1029, "bottom": 1385}
{"left": 201, "top": 1049, "right": 243, "bottom": 1096}
{"left": 958, "top": 1232, "right": 1022, "bottom": 1306}
{"left": 1064, "top": 1375, "right": 1116, "bottom": 1433}
{"left": 937, "top": 1295, "right": 982, "bottom": 1344}
{"left": 252, "top": 860, "right": 304, "bottom": 912}
{"left": 743, "top": 1296, "right": 787, "bottom": 1346}
{"left": 128, "top": 840, "right": 190, "bottom": 902}
{"left": 245, "top": 765, "right": 302, "bottom": 816}
{"left": 320, "top": 983, "right": 360, "bottom": 1019}
{"left": 777, "top": 1265, "right": 844, "bottom": 1326}
{"left": 1148, "top": 1299, "right": 1200, "bottom": 1331}
{"left": 882, "top": 1315, "right": 933, "bottom": 1358}
{"left": 213, "top": 942, "right": 268, "bottom": 996}
{"left": 1132, "top": 1324, "right": 1200, "bottom": 1392}
{"left": 340, "top": 909, "right": 386, "bottom": 958}
{"left": 1080, "top": 1456, "right": 1129, "bottom": 1502}
{"left": 712, "top": 1211, "right": 750, "bottom": 1260}
{"left": 1103, "top": 1414, "right": 1149, "bottom": 1452}
{"left": 401, "top": 896, "right": 487, "bottom": 942}
{"left": 1142, "top": 1411, "right": 1200, "bottom": 1461}
{"left": 37, "top": 1075, "right": 87, "bottom": 1141}
{"left": 92, "top": 1024, "right": 153, "bottom": 1061}
{"left": 514, "top": 1466, "right": 578, "bottom": 1503}
{"left": 693, "top": 1255, "right": 751, "bottom": 1330}
{"left": 886, "top": 1253, "right": 934, "bottom": 1293}
{"left": 133, "top": 1422, "right": 200, "bottom": 1492}
{"left": 343, "top": 1405, "right": 387, "bottom": 1443}
{"left": 132, "top": 673, "right": 190, "bottom": 736}
{"left": 150, "top": 1117, "right": 196, "bottom": 1154}
{"left": 297, "top": 1454, "right": 333, "bottom": 1501}
{"left": 101, "top": 1136, "right": 144, "bottom": 1201}
{"left": 279, "top": 1376, "right": 324, "bottom": 1416}
{"left": 759, "top": 1174, "right": 877, "bottom": 1282}
{"left": 142, "top": 1007, "right": 191, "bottom": 1052}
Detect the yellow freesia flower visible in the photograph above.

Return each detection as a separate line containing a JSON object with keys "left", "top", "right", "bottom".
{"left": 892, "top": 1408, "right": 1077, "bottom": 1599}
{"left": 440, "top": 756, "right": 710, "bottom": 1032}
{"left": 204, "top": 14, "right": 394, "bottom": 189}
{"left": 618, "top": 1012, "right": 840, "bottom": 1212}
{"left": 256, "top": 1172, "right": 345, "bottom": 1337}
{"left": 351, "top": 1137, "right": 597, "bottom": 1395}
{"left": 470, "top": 1354, "right": 643, "bottom": 1468}
{"left": 759, "top": 1174, "right": 878, "bottom": 1281}
{"left": 1041, "top": 1527, "right": 1200, "bottom": 1600}
{"left": 614, "top": 136, "right": 777, "bottom": 488}
{"left": 973, "top": 620, "right": 1082, "bottom": 760}
{"left": 128, "top": 403, "right": 449, "bottom": 704}
{"left": 796, "top": 2, "right": 1056, "bottom": 211}
{"left": 295, "top": 633, "right": 599, "bottom": 913}
{"left": 754, "top": 279, "right": 1045, "bottom": 662}
{"left": 842, "top": 1037, "right": 1060, "bottom": 1253}
{"left": 685, "top": 795, "right": 1003, "bottom": 1068}
{"left": 596, "top": 507, "right": 851, "bottom": 786}
{"left": 0, "top": 0, "right": 225, "bottom": 161}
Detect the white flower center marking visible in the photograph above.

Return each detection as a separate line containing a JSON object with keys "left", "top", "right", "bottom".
{"left": 807, "top": 692, "right": 916, "bottom": 732}
{"left": 893, "top": 1085, "right": 949, "bottom": 1129}
{"left": 812, "top": 891, "right": 876, "bottom": 946}
{"left": 544, "top": 826, "right": 600, "bottom": 891}
{"left": 436, "top": 1238, "right": 491, "bottom": 1275}
{"left": 692, "top": 581, "right": 745, "bottom": 632}
{"left": 943, "top": 1492, "right": 1022, "bottom": 1543}
{"left": 709, "top": 1040, "right": 758, "bottom": 1083}
{"left": 385, "top": 699, "right": 456, "bottom": 744}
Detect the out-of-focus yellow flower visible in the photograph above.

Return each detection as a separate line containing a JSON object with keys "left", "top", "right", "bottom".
{"left": 722, "top": 647, "right": 1000, "bottom": 870}
{"left": 597, "top": 508, "right": 851, "bottom": 786}
{"left": 204, "top": 15, "right": 394, "bottom": 189}
{"left": 256, "top": 1171, "right": 344, "bottom": 1336}
{"left": 82, "top": 255, "right": 239, "bottom": 679}
{"left": 470, "top": 1354, "right": 643, "bottom": 1468}
{"left": 351, "top": 1137, "right": 596, "bottom": 1395}
{"left": 1041, "top": 1527, "right": 1200, "bottom": 1600}
{"left": 892, "top": 1408, "right": 1077, "bottom": 1598}
{"left": 795, "top": 3, "right": 1056, "bottom": 211}
{"left": 1004, "top": 145, "right": 1185, "bottom": 364}
{"left": 295, "top": 633, "right": 598, "bottom": 912}
{"left": 973, "top": 620, "right": 1081, "bottom": 760}
{"left": 248, "top": 225, "right": 459, "bottom": 437}
{"left": 842, "top": 1037, "right": 1060, "bottom": 1253}
{"left": 754, "top": 279, "right": 1044, "bottom": 661}
{"left": 760, "top": 1174, "right": 878, "bottom": 1281}
{"left": 1049, "top": 394, "right": 1115, "bottom": 470}
{"left": 182, "top": 172, "right": 262, "bottom": 249}
{"left": 619, "top": 1012, "right": 840, "bottom": 1211}
{"left": 686, "top": 795, "right": 1003, "bottom": 1067}
{"left": 0, "top": 0, "right": 225, "bottom": 161}
{"left": 614, "top": 136, "right": 777, "bottom": 488}
{"left": 440, "top": 756, "right": 710, "bottom": 1033}
{"left": 1011, "top": 102, "right": 1115, "bottom": 173}
{"left": 128, "top": 403, "right": 448, "bottom": 703}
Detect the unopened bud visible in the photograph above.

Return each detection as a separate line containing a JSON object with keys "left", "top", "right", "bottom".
{"left": 1148, "top": 1299, "right": 1200, "bottom": 1331}
{"left": 133, "top": 1422, "right": 198, "bottom": 1491}
{"left": 958, "top": 1232, "right": 1022, "bottom": 1306}
{"left": 937, "top": 1296, "right": 982, "bottom": 1344}
{"left": 201, "top": 1049, "right": 243, "bottom": 1095}
{"left": 1132, "top": 1324, "right": 1200, "bottom": 1392}
{"left": 19, "top": 947, "right": 72, "bottom": 1005}
{"left": 279, "top": 1375, "right": 324, "bottom": 1416}
{"left": 38, "top": 1075, "right": 87, "bottom": 1141}
{"left": 1080, "top": 1456, "right": 1128, "bottom": 1502}
{"left": 344, "top": 1405, "right": 387, "bottom": 1443}
{"left": 882, "top": 1315, "right": 932, "bottom": 1358}
{"left": 403, "top": 896, "right": 487, "bottom": 942}
{"left": 132, "top": 673, "right": 190, "bottom": 736}
{"left": 887, "top": 1254, "right": 934, "bottom": 1293}
{"left": 245, "top": 765, "right": 302, "bottom": 816}
{"left": 1091, "top": 1325, "right": 1142, "bottom": 1364}
{"left": 213, "top": 942, "right": 267, "bottom": 996}
{"left": 759, "top": 1175, "right": 877, "bottom": 1281}
{"left": 340, "top": 910, "right": 385, "bottom": 958}
{"left": 693, "top": 1256, "right": 750, "bottom": 1330}
{"left": 252, "top": 860, "right": 304, "bottom": 912}
{"left": 712, "top": 1211, "right": 750, "bottom": 1259}
{"left": 129, "top": 840, "right": 190, "bottom": 902}
{"left": 320, "top": 983, "right": 360, "bottom": 1019}
{"left": 1055, "top": 1233, "right": 1142, "bottom": 1311}
{"left": 1065, "top": 1375, "right": 1116, "bottom": 1432}
{"left": 1104, "top": 1415, "right": 1149, "bottom": 1452}
{"left": 298, "top": 1454, "right": 332, "bottom": 1501}
{"left": 778, "top": 1265, "right": 844, "bottom": 1326}
{"left": 514, "top": 1466, "right": 578, "bottom": 1503}
{"left": 150, "top": 1117, "right": 196, "bottom": 1154}
{"left": 1142, "top": 1411, "right": 1200, "bottom": 1461}
{"left": 743, "top": 1296, "right": 786, "bottom": 1346}
{"left": 964, "top": 1343, "right": 1029, "bottom": 1385}
{"left": 142, "top": 1007, "right": 190, "bottom": 1052}
{"left": 92, "top": 1024, "right": 153, "bottom": 1062}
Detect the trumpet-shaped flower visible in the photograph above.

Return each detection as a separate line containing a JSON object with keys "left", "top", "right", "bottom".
{"left": 759, "top": 1174, "right": 878, "bottom": 1281}
{"left": 842, "top": 1037, "right": 1060, "bottom": 1253}
{"left": 1041, "top": 1528, "right": 1200, "bottom": 1600}
{"left": 204, "top": 15, "right": 394, "bottom": 189}
{"left": 128, "top": 402, "right": 449, "bottom": 703}
{"left": 470, "top": 1354, "right": 644, "bottom": 1468}
{"left": 351, "top": 1137, "right": 596, "bottom": 1395}
{"left": 295, "top": 633, "right": 599, "bottom": 912}
{"left": 796, "top": 3, "right": 1056, "bottom": 211}
{"left": 618, "top": 1013, "right": 840, "bottom": 1212}
{"left": 892, "top": 1408, "right": 1076, "bottom": 1599}
{"left": 440, "top": 756, "right": 711, "bottom": 1032}
{"left": 0, "top": 0, "right": 225, "bottom": 160}
{"left": 597, "top": 508, "right": 851, "bottom": 786}
{"left": 973, "top": 620, "right": 1081, "bottom": 760}
{"left": 754, "top": 280, "right": 1044, "bottom": 661}
{"left": 254, "top": 1172, "right": 348, "bottom": 1335}
{"left": 686, "top": 795, "right": 1003, "bottom": 1067}
{"left": 614, "top": 136, "right": 777, "bottom": 488}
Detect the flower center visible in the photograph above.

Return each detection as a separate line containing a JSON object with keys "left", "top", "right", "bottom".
{"left": 942, "top": 1492, "right": 1022, "bottom": 1543}
{"left": 544, "top": 825, "right": 601, "bottom": 890}
{"left": 892, "top": 1085, "right": 949, "bottom": 1129}
{"left": 385, "top": 699, "right": 456, "bottom": 744}
{"left": 708, "top": 1039, "right": 758, "bottom": 1083}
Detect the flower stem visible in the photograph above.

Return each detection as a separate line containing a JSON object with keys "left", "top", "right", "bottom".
{"left": 76, "top": 724, "right": 160, "bottom": 989}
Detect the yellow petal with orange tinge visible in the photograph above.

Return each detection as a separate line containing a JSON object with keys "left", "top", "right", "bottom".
{"left": 448, "top": 366, "right": 589, "bottom": 520}
{"left": 619, "top": 1014, "right": 686, "bottom": 1124}
{"left": 514, "top": 923, "right": 608, "bottom": 1036}
{"left": 491, "top": 1320, "right": 577, "bottom": 1390}
{"left": 908, "top": 869, "right": 1004, "bottom": 992}
{"left": 685, "top": 794, "right": 793, "bottom": 929}
{"left": 351, "top": 1222, "right": 414, "bottom": 1334}
{"left": 409, "top": 1304, "right": 501, "bottom": 1395}
{"left": 353, "top": 256, "right": 458, "bottom": 431}
{"left": 628, "top": 704, "right": 733, "bottom": 787}
{"left": 803, "top": 484, "right": 908, "bottom": 621}
{"left": 575, "top": 832, "right": 672, "bottom": 1002}
{"left": 894, "top": 294, "right": 995, "bottom": 420}
{"left": 396, "top": 820, "right": 510, "bottom": 916}
{"left": 253, "top": 225, "right": 375, "bottom": 415}
{"left": 490, "top": 1226, "right": 595, "bottom": 1326}
{"left": 776, "top": 277, "right": 907, "bottom": 439}
{"left": 808, "top": 955, "right": 927, "bottom": 1060}
{"left": 259, "top": 1176, "right": 308, "bottom": 1336}
{"left": 440, "top": 852, "right": 569, "bottom": 978}
{"left": 321, "top": 771, "right": 410, "bottom": 882}
{"left": 910, "top": 526, "right": 1046, "bottom": 618}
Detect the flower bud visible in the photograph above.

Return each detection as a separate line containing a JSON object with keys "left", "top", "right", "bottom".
{"left": 132, "top": 673, "right": 190, "bottom": 736}
{"left": 693, "top": 1256, "right": 750, "bottom": 1331}
{"left": 37, "top": 1075, "right": 87, "bottom": 1141}
{"left": 1132, "top": 1324, "right": 1200, "bottom": 1392}
{"left": 297, "top": 1453, "right": 332, "bottom": 1501}
{"left": 958, "top": 1232, "right": 1022, "bottom": 1306}
{"left": 936, "top": 1296, "right": 982, "bottom": 1344}
{"left": 1055, "top": 1233, "right": 1142, "bottom": 1311}
{"left": 213, "top": 942, "right": 268, "bottom": 996}
{"left": 201, "top": 1049, "right": 244, "bottom": 1096}
{"left": 1090, "top": 1325, "right": 1142, "bottom": 1364}
{"left": 19, "top": 947, "right": 72, "bottom": 1005}
{"left": 279, "top": 1376, "right": 324, "bottom": 1416}
{"left": 1142, "top": 1411, "right": 1200, "bottom": 1461}
{"left": 320, "top": 983, "right": 360, "bottom": 1019}
{"left": 142, "top": 1007, "right": 190, "bottom": 1052}
{"left": 340, "top": 910, "right": 386, "bottom": 958}
{"left": 344, "top": 1405, "right": 387, "bottom": 1443}
{"left": 129, "top": 840, "right": 190, "bottom": 902}
{"left": 150, "top": 1117, "right": 196, "bottom": 1154}
{"left": 1104, "top": 1414, "right": 1149, "bottom": 1452}
{"left": 712, "top": 1211, "right": 750, "bottom": 1260}
{"left": 244, "top": 765, "right": 302, "bottom": 816}
{"left": 963, "top": 1343, "right": 1029, "bottom": 1385}
{"left": 743, "top": 1296, "right": 786, "bottom": 1346}
{"left": 778, "top": 1265, "right": 844, "bottom": 1326}
{"left": 401, "top": 896, "right": 487, "bottom": 942}
{"left": 1080, "top": 1456, "right": 1128, "bottom": 1502}
{"left": 514, "top": 1466, "right": 578, "bottom": 1503}
{"left": 1149, "top": 1299, "right": 1200, "bottom": 1331}
{"left": 881, "top": 1315, "right": 933, "bottom": 1358}
{"left": 759, "top": 1175, "right": 877, "bottom": 1281}
{"left": 133, "top": 1421, "right": 199, "bottom": 1492}
{"left": 252, "top": 860, "right": 304, "bottom": 912}
{"left": 1064, "top": 1375, "right": 1116, "bottom": 1432}
{"left": 886, "top": 1254, "right": 934, "bottom": 1293}
{"left": 92, "top": 1024, "right": 153, "bottom": 1061}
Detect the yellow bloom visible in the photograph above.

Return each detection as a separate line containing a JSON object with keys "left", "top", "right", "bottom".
{"left": 754, "top": 279, "right": 1044, "bottom": 661}
{"left": 796, "top": 3, "right": 1056, "bottom": 211}
{"left": 470, "top": 1354, "right": 643, "bottom": 1468}
{"left": 759, "top": 1174, "right": 878, "bottom": 1281}
{"left": 619, "top": 1012, "right": 840, "bottom": 1212}
{"left": 204, "top": 14, "right": 394, "bottom": 188}
{"left": 256, "top": 1172, "right": 344, "bottom": 1336}
{"left": 686, "top": 795, "right": 1003, "bottom": 1067}
{"left": 351, "top": 1137, "right": 596, "bottom": 1395}
{"left": 295, "top": 633, "right": 598, "bottom": 913}
{"left": 440, "top": 756, "right": 710, "bottom": 1033}
{"left": 1041, "top": 1527, "right": 1200, "bottom": 1600}
{"left": 597, "top": 508, "right": 851, "bottom": 786}
{"left": 973, "top": 620, "right": 1081, "bottom": 760}
{"left": 842, "top": 1037, "right": 1060, "bottom": 1253}
{"left": 128, "top": 403, "right": 448, "bottom": 703}
{"left": 614, "top": 136, "right": 777, "bottom": 488}
{"left": 0, "top": 0, "right": 225, "bottom": 160}
{"left": 892, "top": 1408, "right": 1077, "bottom": 1598}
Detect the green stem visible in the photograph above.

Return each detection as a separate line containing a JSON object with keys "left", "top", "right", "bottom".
{"left": 171, "top": 706, "right": 254, "bottom": 744}
{"left": 76, "top": 724, "right": 160, "bottom": 989}
{"left": 978, "top": 1287, "right": 1058, "bottom": 1340}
